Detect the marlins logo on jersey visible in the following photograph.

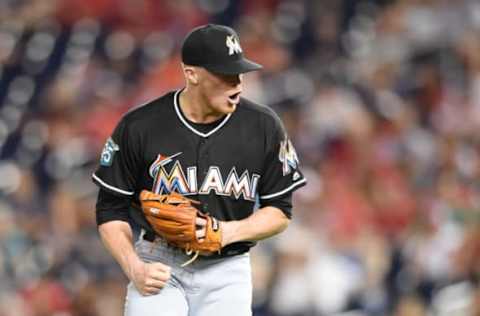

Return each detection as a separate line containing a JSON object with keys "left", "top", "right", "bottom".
{"left": 279, "top": 139, "right": 299, "bottom": 176}
{"left": 149, "top": 153, "right": 260, "bottom": 201}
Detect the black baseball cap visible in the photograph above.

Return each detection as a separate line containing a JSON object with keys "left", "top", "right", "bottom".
{"left": 181, "top": 24, "right": 262, "bottom": 75}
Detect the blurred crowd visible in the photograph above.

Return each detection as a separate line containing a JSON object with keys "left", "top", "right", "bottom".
{"left": 1, "top": 0, "right": 480, "bottom": 315}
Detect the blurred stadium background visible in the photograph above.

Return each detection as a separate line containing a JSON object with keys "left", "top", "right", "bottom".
{"left": 1, "top": 0, "right": 480, "bottom": 315}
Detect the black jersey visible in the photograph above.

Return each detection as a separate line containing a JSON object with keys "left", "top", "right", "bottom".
{"left": 93, "top": 90, "right": 306, "bottom": 228}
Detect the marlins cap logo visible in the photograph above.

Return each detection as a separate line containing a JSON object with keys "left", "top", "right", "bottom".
{"left": 226, "top": 35, "right": 242, "bottom": 55}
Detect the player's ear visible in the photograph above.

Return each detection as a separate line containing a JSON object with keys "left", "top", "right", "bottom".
{"left": 182, "top": 64, "right": 199, "bottom": 85}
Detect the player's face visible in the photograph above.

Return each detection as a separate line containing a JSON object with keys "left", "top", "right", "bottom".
{"left": 197, "top": 69, "right": 243, "bottom": 115}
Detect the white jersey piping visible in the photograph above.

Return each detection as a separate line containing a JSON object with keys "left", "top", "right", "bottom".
{"left": 92, "top": 173, "right": 134, "bottom": 196}
{"left": 259, "top": 178, "right": 307, "bottom": 199}
{"left": 173, "top": 89, "right": 232, "bottom": 138}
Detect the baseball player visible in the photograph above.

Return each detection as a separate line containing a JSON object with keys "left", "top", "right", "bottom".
{"left": 92, "top": 24, "right": 306, "bottom": 315}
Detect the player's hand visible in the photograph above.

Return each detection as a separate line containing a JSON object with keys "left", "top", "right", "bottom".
{"left": 195, "top": 217, "right": 211, "bottom": 255}
{"left": 129, "top": 258, "right": 171, "bottom": 296}
{"left": 195, "top": 217, "right": 224, "bottom": 255}
{"left": 195, "top": 217, "right": 207, "bottom": 240}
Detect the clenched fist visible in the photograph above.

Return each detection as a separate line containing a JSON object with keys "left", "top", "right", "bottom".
{"left": 128, "top": 258, "right": 172, "bottom": 296}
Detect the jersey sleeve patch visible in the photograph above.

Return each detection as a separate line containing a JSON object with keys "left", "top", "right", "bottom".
{"left": 279, "top": 139, "right": 299, "bottom": 176}
{"left": 258, "top": 127, "right": 307, "bottom": 200}
{"left": 100, "top": 137, "right": 120, "bottom": 167}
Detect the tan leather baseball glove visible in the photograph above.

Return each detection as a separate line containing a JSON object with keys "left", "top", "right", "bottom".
{"left": 139, "top": 190, "right": 222, "bottom": 266}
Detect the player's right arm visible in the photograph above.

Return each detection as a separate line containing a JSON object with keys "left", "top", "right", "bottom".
{"left": 98, "top": 218, "right": 170, "bottom": 296}
{"left": 93, "top": 116, "right": 171, "bottom": 296}
{"left": 96, "top": 189, "right": 172, "bottom": 296}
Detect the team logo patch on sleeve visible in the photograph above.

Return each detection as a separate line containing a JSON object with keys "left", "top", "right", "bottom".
{"left": 279, "top": 139, "right": 299, "bottom": 176}
{"left": 100, "top": 137, "right": 119, "bottom": 166}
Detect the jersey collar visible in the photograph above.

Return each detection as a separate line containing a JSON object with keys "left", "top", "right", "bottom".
{"left": 173, "top": 89, "right": 232, "bottom": 138}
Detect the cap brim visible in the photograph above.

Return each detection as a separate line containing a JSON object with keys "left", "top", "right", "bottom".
{"left": 204, "top": 58, "right": 263, "bottom": 75}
